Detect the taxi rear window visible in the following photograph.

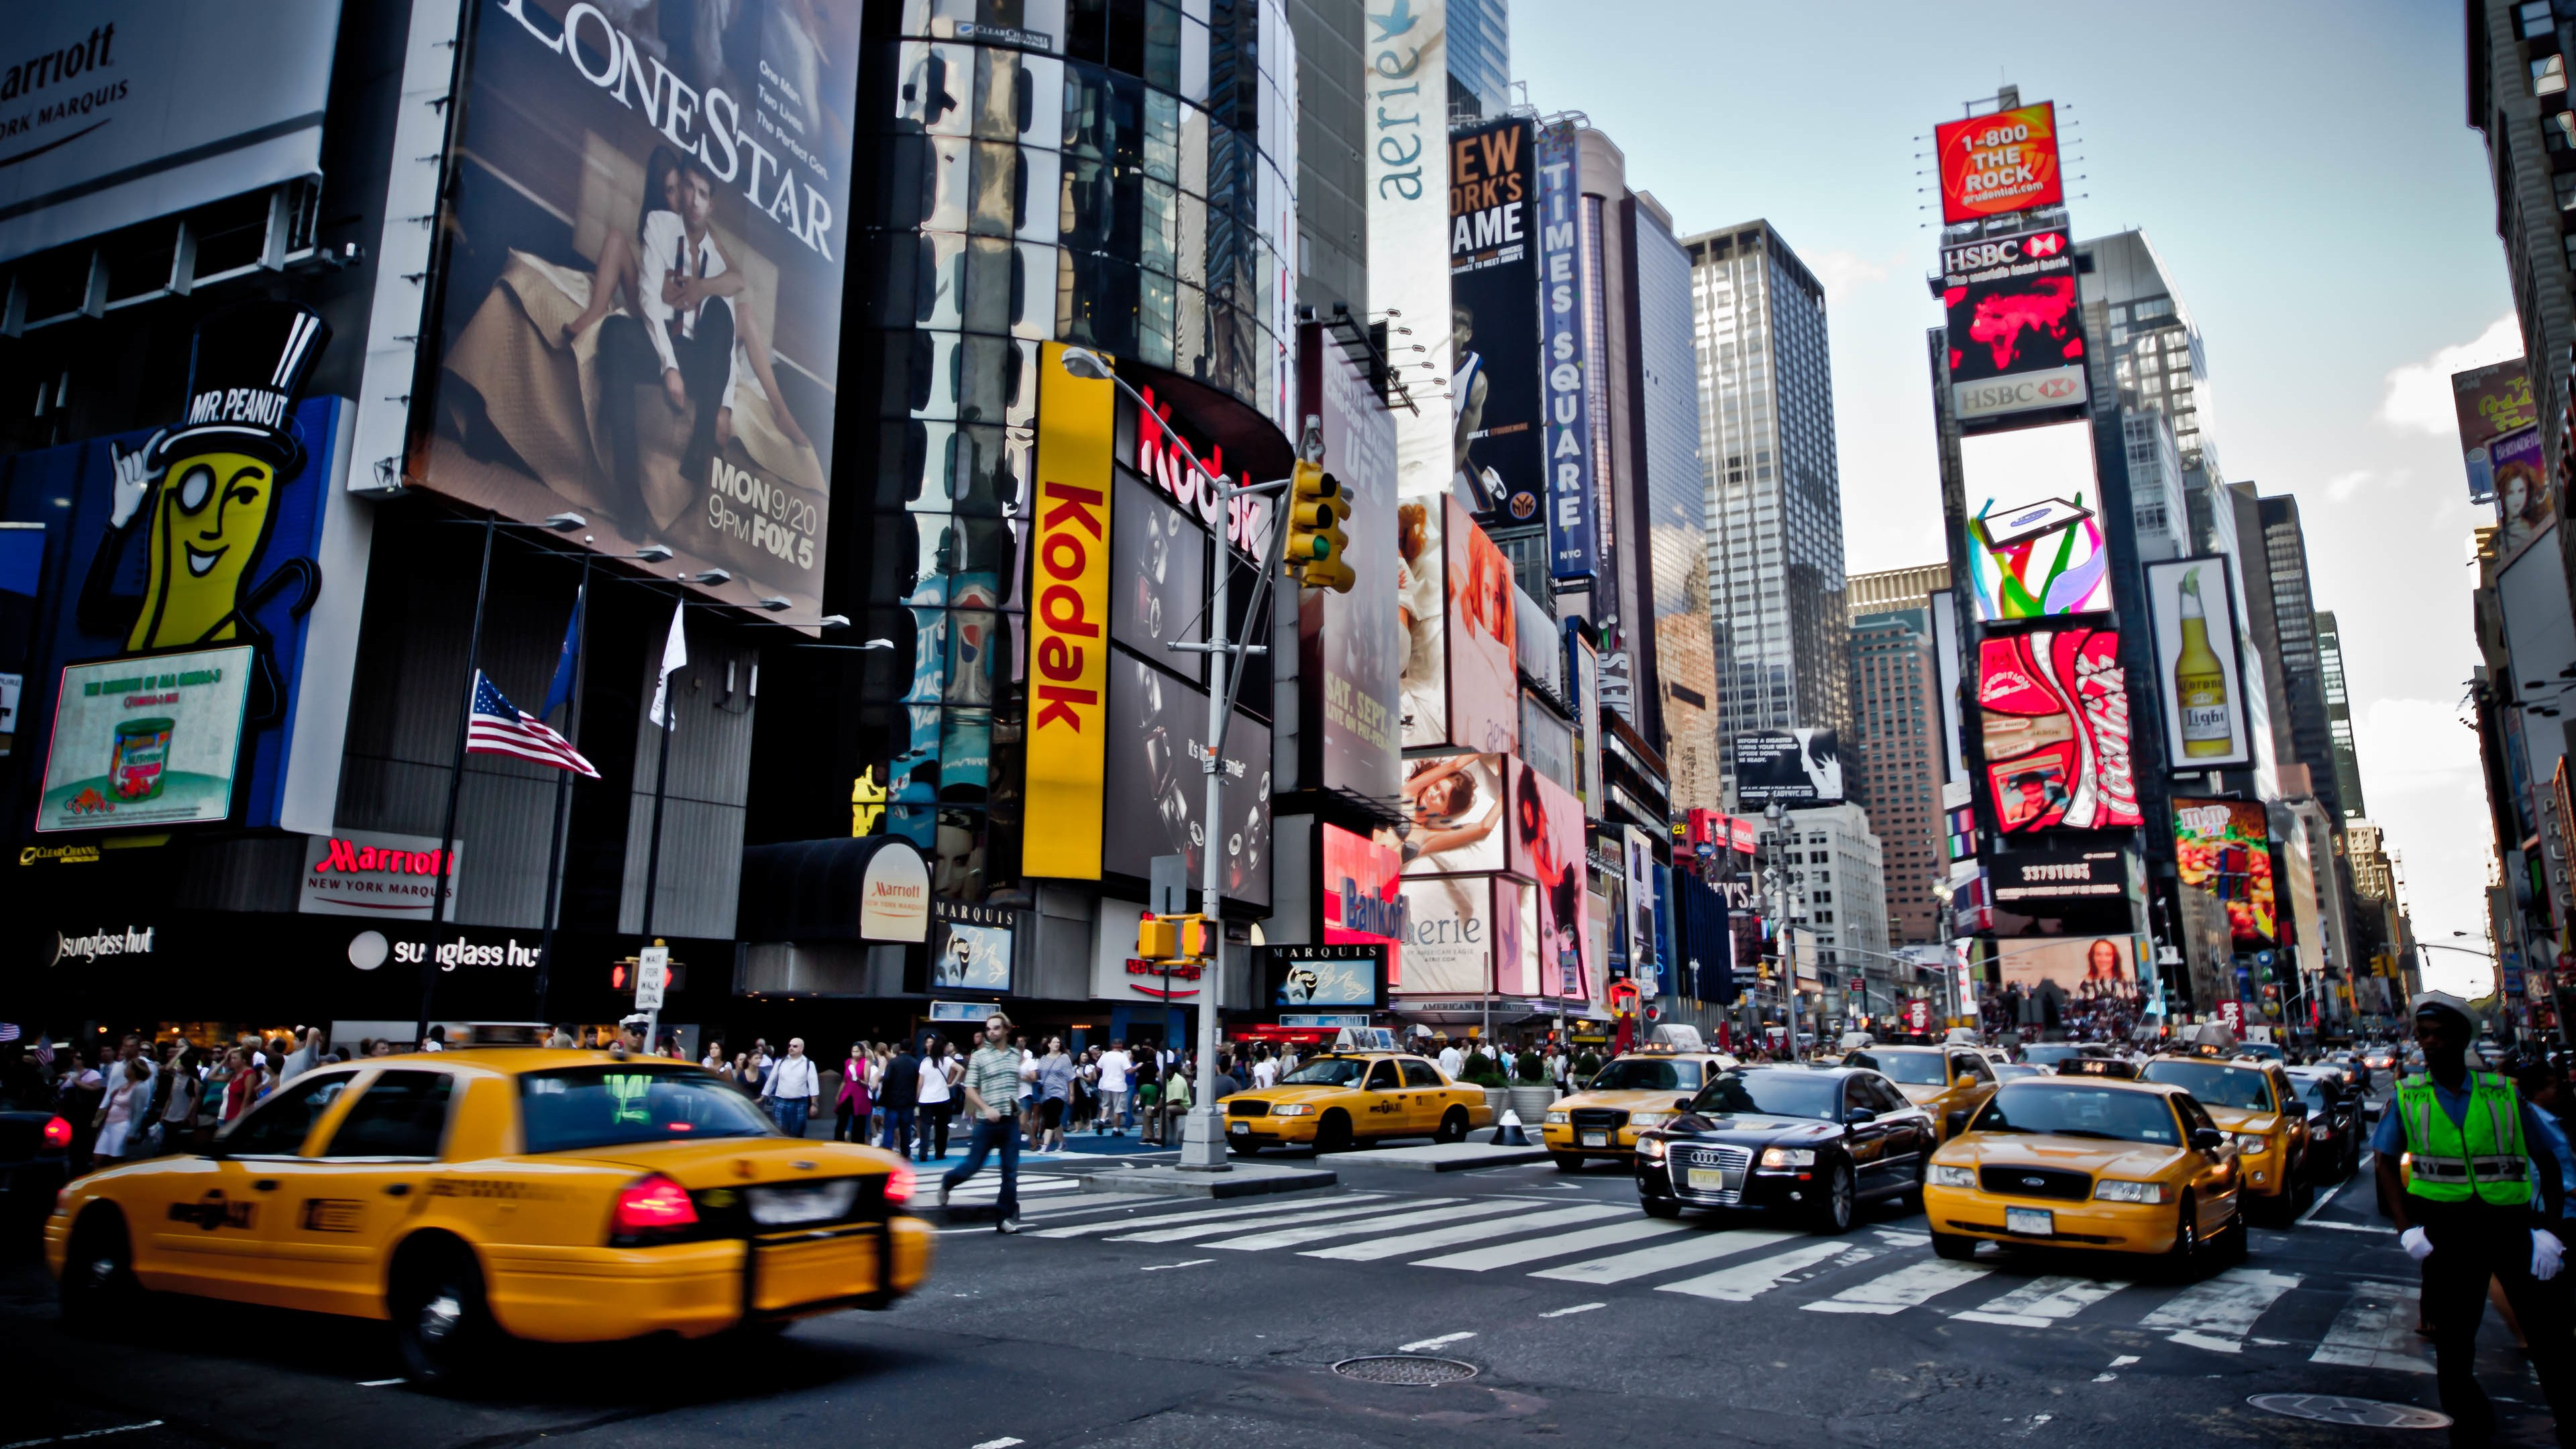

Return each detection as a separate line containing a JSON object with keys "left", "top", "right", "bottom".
{"left": 1280, "top": 1057, "right": 1368, "bottom": 1087}
{"left": 2138, "top": 1061, "right": 2275, "bottom": 1112}
{"left": 1846, "top": 1050, "right": 1945, "bottom": 1085}
{"left": 1588, "top": 1058, "right": 1703, "bottom": 1092}
{"left": 518, "top": 1066, "right": 777, "bottom": 1152}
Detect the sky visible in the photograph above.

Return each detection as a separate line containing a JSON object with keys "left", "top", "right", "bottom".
{"left": 1513, "top": 0, "right": 2510, "bottom": 994}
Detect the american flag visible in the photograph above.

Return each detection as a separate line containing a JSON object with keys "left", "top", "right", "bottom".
{"left": 466, "top": 672, "right": 599, "bottom": 777}
{"left": 32, "top": 1033, "right": 52, "bottom": 1067}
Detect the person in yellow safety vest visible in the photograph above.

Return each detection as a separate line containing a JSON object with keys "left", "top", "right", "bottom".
{"left": 2373, "top": 992, "right": 2573, "bottom": 1446}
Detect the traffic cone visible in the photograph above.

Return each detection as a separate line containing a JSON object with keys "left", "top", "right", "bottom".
{"left": 1495, "top": 1110, "right": 1532, "bottom": 1146}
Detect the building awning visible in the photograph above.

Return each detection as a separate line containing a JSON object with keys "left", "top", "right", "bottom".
{"left": 738, "top": 837, "right": 931, "bottom": 944}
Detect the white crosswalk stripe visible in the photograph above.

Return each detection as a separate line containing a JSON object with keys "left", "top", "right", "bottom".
{"left": 2310, "top": 1281, "right": 2430, "bottom": 1373}
{"left": 1657, "top": 1240, "right": 1875, "bottom": 1302}
{"left": 1528, "top": 1227, "right": 1798, "bottom": 1286}
{"left": 1413, "top": 1216, "right": 1690, "bottom": 1272}
{"left": 1803, "top": 1258, "right": 1992, "bottom": 1315}
{"left": 1031, "top": 1193, "right": 1389, "bottom": 1238}
{"left": 1951, "top": 1274, "right": 2127, "bottom": 1328}
{"left": 2137, "top": 1267, "right": 2304, "bottom": 1353}
{"left": 1302, "top": 1204, "right": 1631, "bottom": 1263}
{"left": 945, "top": 1175, "right": 1082, "bottom": 1201}
{"left": 1201, "top": 1198, "right": 1532, "bottom": 1252}
{"left": 1109, "top": 1197, "right": 1458, "bottom": 1244}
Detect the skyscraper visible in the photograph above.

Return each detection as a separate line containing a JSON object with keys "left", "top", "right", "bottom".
{"left": 1683, "top": 221, "right": 1849, "bottom": 808}
{"left": 1447, "top": 0, "right": 1511, "bottom": 119}
{"left": 2316, "top": 610, "right": 2369, "bottom": 820}
{"left": 2257, "top": 494, "right": 2343, "bottom": 820}
{"left": 1848, "top": 564, "right": 1952, "bottom": 945}
{"left": 1633, "top": 191, "right": 1721, "bottom": 812}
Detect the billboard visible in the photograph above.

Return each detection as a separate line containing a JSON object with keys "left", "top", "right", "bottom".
{"left": 1930, "top": 589, "right": 1969, "bottom": 783}
{"left": 1322, "top": 824, "right": 1406, "bottom": 983}
{"left": 1977, "top": 627, "right": 2141, "bottom": 833}
{"left": 2452, "top": 360, "right": 2535, "bottom": 506}
{"left": 1398, "top": 494, "right": 1448, "bottom": 747}
{"left": 2174, "top": 798, "right": 2277, "bottom": 945}
{"left": 1102, "top": 653, "right": 1272, "bottom": 908}
{"left": 1996, "top": 936, "right": 2145, "bottom": 1005}
{"left": 2492, "top": 424, "right": 2553, "bottom": 565}
{"left": 413, "top": 0, "right": 861, "bottom": 618}
{"left": 1366, "top": 0, "right": 1454, "bottom": 504}
{"left": 1260, "top": 943, "right": 1387, "bottom": 1009}
{"left": 1399, "top": 875, "right": 1495, "bottom": 997}
{"left": 1990, "top": 847, "right": 2127, "bottom": 904}
{"left": 1536, "top": 119, "right": 1599, "bottom": 582}
{"left": 1446, "top": 497, "right": 1519, "bottom": 755}
{"left": 1510, "top": 760, "right": 1591, "bottom": 998}
{"left": 299, "top": 830, "right": 464, "bottom": 919}
{"left": 1111, "top": 476, "right": 1206, "bottom": 686}
{"left": 1299, "top": 324, "right": 1402, "bottom": 804}
{"left": 1943, "top": 224, "right": 2086, "bottom": 430}
{"left": 1401, "top": 752, "right": 1508, "bottom": 875}
{"left": 1733, "top": 729, "right": 1845, "bottom": 806}
{"left": 1932, "top": 102, "right": 2065, "bottom": 225}
{"left": 1024, "top": 342, "right": 1116, "bottom": 877}
{"left": 1960, "top": 421, "right": 2108, "bottom": 620}
{"left": 932, "top": 902, "right": 1013, "bottom": 994}
{"left": 1448, "top": 118, "right": 1544, "bottom": 528}
{"left": 38, "top": 646, "right": 254, "bottom": 831}
{"left": 0, "top": 2, "right": 342, "bottom": 265}
{"left": 2143, "top": 556, "right": 2253, "bottom": 770}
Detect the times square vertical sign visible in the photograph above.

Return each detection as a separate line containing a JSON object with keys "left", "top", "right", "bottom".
{"left": 1536, "top": 121, "right": 1597, "bottom": 584}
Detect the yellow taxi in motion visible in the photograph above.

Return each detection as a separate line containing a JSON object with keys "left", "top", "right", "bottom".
{"left": 1225, "top": 1051, "right": 1492, "bottom": 1153}
{"left": 2137, "top": 1056, "right": 2312, "bottom": 1220}
{"left": 1923, "top": 1075, "right": 2245, "bottom": 1267}
{"left": 1540, "top": 1049, "right": 1736, "bottom": 1170}
{"left": 47, "top": 1051, "right": 932, "bottom": 1383}
{"left": 1843, "top": 1045, "right": 2000, "bottom": 1143}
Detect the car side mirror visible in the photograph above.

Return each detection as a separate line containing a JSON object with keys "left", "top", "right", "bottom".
{"left": 1844, "top": 1107, "right": 1878, "bottom": 1125}
{"left": 1674, "top": 1097, "right": 1695, "bottom": 1112}
{"left": 2192, "top": 1127, "right": 2224, "bottom": 1153}
{"left": 1943, "top": 1109, "right": 1969, "bottom": 1137}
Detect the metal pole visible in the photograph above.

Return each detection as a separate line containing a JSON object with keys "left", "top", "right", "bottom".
{"left": 533, "top": 554, "right": 592, "bottom": 1021}
{"left": 1179, "top": 474, "right": 1233, "bottom": 1173}
{"left": 417, "top": 515, "right": 496, "bottom": 1049}
{"left": 641, "top": 706, "right": 674, "bottom": 940}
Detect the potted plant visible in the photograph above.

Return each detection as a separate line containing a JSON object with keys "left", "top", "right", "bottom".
{"left": 1462, "top": 1047, "right": 1509, "bottom": 1128}
{"left": 1509, "top": 1047, "right": 1555, "bottom": 1124}
{"left": 1572, "top": 1049, "right": 1604, "bottom": 1087}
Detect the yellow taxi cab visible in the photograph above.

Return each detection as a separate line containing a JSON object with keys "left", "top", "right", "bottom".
{"left": 1540, "top": 1049, "right": 1737, "bottom": 1170}
{"left": 1923, "top": 1075, "right": 2247, "bottom": 1267}
{"left": 47, "top": 1050, "right": 932, "bottom": 1384}
{"left": 1842, "top": 1044, "right": 1999, "bottom": 1144}
{"left": 2137, "top": 1055, "right": 2312, "bottom": 1220}
{"left": 1224, "top": 1049, "right": 1493, "bottom": 1154}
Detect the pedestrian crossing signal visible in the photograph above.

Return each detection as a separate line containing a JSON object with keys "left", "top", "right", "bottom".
{"left": 1137, "top": 913, "right": 1214, "bottom": 960}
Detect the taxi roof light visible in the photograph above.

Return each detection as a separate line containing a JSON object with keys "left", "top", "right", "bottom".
{"left": 613, "top": 1173, "right": 698, "bottom": 1234}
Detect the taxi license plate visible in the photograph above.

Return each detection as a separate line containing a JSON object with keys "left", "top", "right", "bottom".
{"left": 1228, "top": 1122, "right": 1248, "bottom": 1134}
{"left": 1686, "top": 1168, "right": 1731, "bottom": 1191}
{"left": 2005, "top": 1207, "right": 2054, "bottom": 1236}
{"left": 1581, "top": 1132, "right": 1609, "bottom": 1148}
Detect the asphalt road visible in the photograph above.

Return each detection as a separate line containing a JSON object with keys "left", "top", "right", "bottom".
{"left": 0, "top": 1140, "right": 2559, "bottom": 1449}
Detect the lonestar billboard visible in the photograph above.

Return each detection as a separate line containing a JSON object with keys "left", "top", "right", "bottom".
{"left": 1025, "top": 341, "right": 1114, "bottom": 879}
{"left": 1933, "top": 102, "right": 2065, "bottom": 225}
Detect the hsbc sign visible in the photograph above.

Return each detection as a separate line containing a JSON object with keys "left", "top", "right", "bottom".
{"left": 1955, "top": 366, "right": 2088, "bottom": 425}
{"left": 1941, "top": 228, "right": 2072, "bottom": 284}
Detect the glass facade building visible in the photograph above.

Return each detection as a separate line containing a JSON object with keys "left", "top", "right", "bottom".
{"left": 1447, "top": 0, "right": 1512, "bottom": 119}
{"left": 1682, "top": 221, "right": 1849, "bottom": 806}
{"left": 1633, "top": 199, "right": 1720, "bottom": 812}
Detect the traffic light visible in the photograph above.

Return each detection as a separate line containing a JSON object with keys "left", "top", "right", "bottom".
{"left": 1136, "top": 913, "right": 1215, "bottom": 960}
{"left": 1282, "top": 460, "right": 1353, "bottom": 592}
{"left": 610, "top": 957, "right": 636, "bottom": 992}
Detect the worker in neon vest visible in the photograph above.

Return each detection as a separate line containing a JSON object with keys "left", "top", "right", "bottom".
{"left": 2373, "top": 992, "right": 2573, "bottom": 1445}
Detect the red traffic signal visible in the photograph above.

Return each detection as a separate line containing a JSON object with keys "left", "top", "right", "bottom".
{"left": 610, "top": 961, "right": 631, "bottom": 991}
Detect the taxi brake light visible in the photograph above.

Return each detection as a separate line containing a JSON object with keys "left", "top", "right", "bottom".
{"left": 885, "top": 1160, "right": 916, "bottom": 1204}
{"left": 614, "top": 1173, "right": 698, "bottom": 1234}
{"left": 41, "top": 1115, "right": 72, "bottom": 1150}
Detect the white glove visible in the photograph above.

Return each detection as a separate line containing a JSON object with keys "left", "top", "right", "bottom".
{"left": 2536, "top": 1228, "right": 2565, "bottom": 1281}
{"left": 2400, "top": 1225, "right": 2433, "bottom": 1262}
{"left": 107, "top": 432, "right": 164, "bottom": 529}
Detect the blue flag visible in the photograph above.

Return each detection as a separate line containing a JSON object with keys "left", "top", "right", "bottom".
{"left": 540, "top": 588, "right": 583, "bottom": 722}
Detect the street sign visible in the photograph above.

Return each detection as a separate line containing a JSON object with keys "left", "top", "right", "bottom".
{"left": 1150, "top": 854, "right": 1189, "bottom": 917}
{"left": 635, "top": 945, "right": 669, "bottom": 1010}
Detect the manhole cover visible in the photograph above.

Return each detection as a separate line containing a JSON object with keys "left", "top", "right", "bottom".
{"left": 2249, "top": 1394, "right": 2451, "bottom": 1430}
{"left": 1332, "top": 1355, "right": 1479, "bottom": 1386}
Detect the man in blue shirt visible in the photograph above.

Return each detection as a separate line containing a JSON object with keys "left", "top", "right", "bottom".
{"left": 2372, "top": 994, "right": 2571, "bottom": 1445}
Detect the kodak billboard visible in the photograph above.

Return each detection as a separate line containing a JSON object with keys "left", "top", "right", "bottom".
{"left": 1026, "top": 342, "right": 1114, "bottom": 878}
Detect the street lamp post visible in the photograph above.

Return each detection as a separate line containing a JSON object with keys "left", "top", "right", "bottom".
{"left": 1057, "top": 347, "right": 1292, "bottom": 1171}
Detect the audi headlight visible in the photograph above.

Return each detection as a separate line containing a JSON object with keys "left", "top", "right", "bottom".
{"left": 2093, "top": 1179, "right": 2165, "bottom": 1205}
{"left": 1638, "top": 1136, "right": 1666, "bottom": 1160}
{"left": 1544, "top": 1111, "right": 1571, "bottom": 1126}
{"left": 2233, "top": 1133, "right": 2268, "bottom": 1154}
{"left": 1759, "top": 1146, "right": 1816, "bottom": 1169}
{"left": 1628, "top": 1112, "right": 1670, "bottom": 1130}
{"left": 1271, "top": 1104, "right": 1316, "bottom": 1117}
{"left": 1931, "top": 1165, "right": 1976, "bottom": 1189}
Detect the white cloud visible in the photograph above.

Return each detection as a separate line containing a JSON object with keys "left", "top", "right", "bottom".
{"left": 2324, "top": 470, "right": 2373, "bottom": 503}
{"left": 2378, "top": 314, "right": 2522, "bottom": 435}
{"left": 1811, "top": 248, "right": 1895, "bottom": 306}
{"left": 2350, "top": 696, "right": 2479, "bottom": 797}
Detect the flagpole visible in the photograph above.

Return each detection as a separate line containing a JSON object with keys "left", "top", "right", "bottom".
{"left": 639, "top": 602, "right": 683, "bottom": 943}
{"left": 417, "top": 515, "right": 496, "bottom": 1049}
{"left": 533, "top": 553, "right": 592, "bottom": 1020}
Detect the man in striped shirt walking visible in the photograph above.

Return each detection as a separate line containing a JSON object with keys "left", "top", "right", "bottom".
{"left": 940, "top": 1012, "right": 1030, "bottom": 1232}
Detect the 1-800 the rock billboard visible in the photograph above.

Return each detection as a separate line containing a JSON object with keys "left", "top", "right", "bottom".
{"left": 410, "top": 0, "right": 861, "bottom": 616}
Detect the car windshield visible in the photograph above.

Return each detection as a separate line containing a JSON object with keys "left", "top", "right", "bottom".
{"left": 1692, "top": 1070, "right": 1841, "bottom": 1122}
{"left": 2293, "top": 1077, "right": 2334, "bottom": 1111}
{"left": 518, "top": 1066, "right": 777, "bottom": 1152}
{"left": 2139, "top": 1061, "right": 2275, "bottom": 1112}
{"left": 2235, "top": 1043, "right": 2286, "bottom": 1064}
{"left": 1847, "top": 1050, "right": 1946, "bottom": 1085}
{"left": 1974, "top": 1083, "right": 2181, "bottom": 1145}
{"left": 1992, "top": 1064, "right": 2043, "bottom": 1082}
{"left": 1589, "top": 1057, "right": 1705, "bottom": 1092}
{"left": 2019, "top": 1044, "right": 2096, "bottom": 1067}
{"left": 1280, "top": 1057, "right": 1368, "bottom": 1087}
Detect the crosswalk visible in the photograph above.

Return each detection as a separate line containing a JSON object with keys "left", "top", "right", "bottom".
{"left": 997, "top": 1185, "right": 2434, "bottom": 1370}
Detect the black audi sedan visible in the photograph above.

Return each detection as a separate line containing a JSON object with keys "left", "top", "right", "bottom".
{"left": 1635, "top": 1066, "right": 1937, "bottom": 1234}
